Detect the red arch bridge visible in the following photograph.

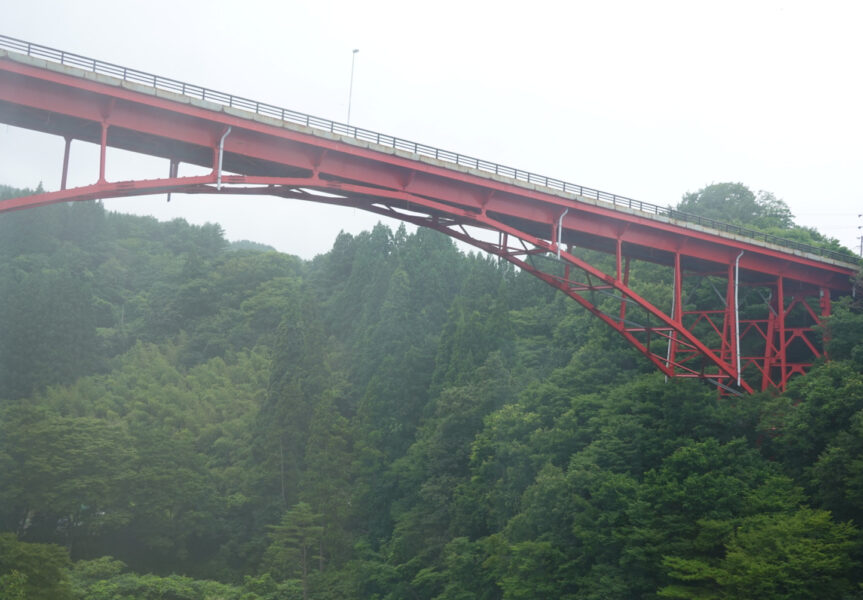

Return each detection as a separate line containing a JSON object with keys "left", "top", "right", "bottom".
{"left": 0, "top": 35, "right": 857, "bottom": 395}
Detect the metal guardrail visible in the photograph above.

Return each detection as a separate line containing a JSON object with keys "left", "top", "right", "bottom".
{"left": 0, "top": 34, "right": 858, "bottom": 265}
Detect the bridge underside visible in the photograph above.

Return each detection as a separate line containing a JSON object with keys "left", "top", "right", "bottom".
{"left": 0, "top": 47, "right": 855, "bottom": 394}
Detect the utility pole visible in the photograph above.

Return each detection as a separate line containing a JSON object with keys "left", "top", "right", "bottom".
{"left": 858, "top": 214, "right": 862, "bottom": 257}
{"left": 347, "top": 49, "right": 359, "bottom": 126}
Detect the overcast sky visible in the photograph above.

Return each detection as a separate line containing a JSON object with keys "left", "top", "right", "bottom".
{"left": 3, "top": 0, "right": 862, "bottom": 258}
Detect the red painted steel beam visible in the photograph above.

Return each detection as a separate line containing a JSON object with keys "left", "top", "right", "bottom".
{"left": 0, "top": 47, "right": 858, "bottom": 393}
{"left": 0, "top": 54, "right": 855, "bottom": 286}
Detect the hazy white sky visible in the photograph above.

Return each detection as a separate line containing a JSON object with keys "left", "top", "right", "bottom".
{"left": 3, "top": 0, "right": 862, "bottom": 257}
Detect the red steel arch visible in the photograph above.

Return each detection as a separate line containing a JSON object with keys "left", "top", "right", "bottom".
{"left": 0, "top": 37, "right": 857, "bottom": 394}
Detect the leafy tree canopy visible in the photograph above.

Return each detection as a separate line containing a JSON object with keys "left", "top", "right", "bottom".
{"left": 676, "top": 183, "right": 794, "bottom": 230}
{"left": 1, "top": 183, "right": 862, "bottom": 599}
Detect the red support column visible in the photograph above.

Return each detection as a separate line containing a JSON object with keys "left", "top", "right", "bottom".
{"left": 166, "top": 159, "right": 179, "bottom": 202}
{"left": 60, "top": 136, "right": 71, "bottom": 190}
{"left": 722, "top": 262, "right": 735, "bottom": 365}
{"left": 98, "top": 122, "right": 108, "bottom": 184}
{"left": 762, "top": 284, "right": 778, "bottom": 391}
{"left": 619, "top": 255, "right": 631, "bottom": 324}
{"left": 673, "top": 252, "right": 682, "bottom": 323}
{"left": 667, "top": 251, "right": 682, "bottom": 375}
{"left": 820, "top": 287, "right": 831, "bottom": 318}
{"left": 776, "top": 276, "right": 787, "bottom": 389}
{"left": 821, "top": 287, "right": 832, "bottom": 360}
{"left": 564, "top": 244, "right": 571, "bottom": 283}
{"left": 616, "top": 238, "right": 624, "bottom": 324}
{"left": 551, "top": 213, "right": 559, "bottom": 248}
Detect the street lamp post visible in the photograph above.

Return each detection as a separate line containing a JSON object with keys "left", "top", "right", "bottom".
{"left": 859, "top": 214, "right": 862, "bottom": 257}
{"left": 347, "top": 49, "right": 359, "bottom": 126}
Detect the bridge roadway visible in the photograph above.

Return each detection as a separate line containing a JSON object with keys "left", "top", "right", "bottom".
{"left": 0, "top": 35, "right": 857, "bottom": 393}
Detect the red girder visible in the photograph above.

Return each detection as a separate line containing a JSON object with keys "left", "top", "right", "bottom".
{"left": 0, "top": 48, "right": 857, "bottom": 394}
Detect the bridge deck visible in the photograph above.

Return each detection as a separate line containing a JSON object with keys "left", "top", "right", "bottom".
{"left": 0, "top": 35, "right": 856, "bottom": 279}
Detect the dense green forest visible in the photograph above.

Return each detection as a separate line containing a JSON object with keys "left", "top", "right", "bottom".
{"left": 0, "top": 182, "right": 861, "bottom": 599}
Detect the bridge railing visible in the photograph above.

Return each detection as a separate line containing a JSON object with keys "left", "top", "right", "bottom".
{"left": 1, "top": 34, "right": 858, "bottom": 266}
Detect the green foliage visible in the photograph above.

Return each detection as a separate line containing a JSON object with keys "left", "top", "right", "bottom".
{"left": 299, "top": 394, "right": 354, "bottom": 568}
{"left": 0, "top": 406, "right": 133, "bottom": 547}
{"left": 0, "top": 570, "right": 27, "bottom": 600}
{"left": 0, "top": 342, "right": 272, "bottom": 577}
{"left": 0, "top": 264, "right": 101, "bottom": 399}
{"left": 676, "top": 183, "right": 794, "bottom": 230}
{"left": 623, "top": 438, "right": 789, "bottom": 593}
{"left": 1, "top": 182, "right": 862, "bottom": 599}
{"left": 0, "top": 534, "right": 72, "bottom": 600}
{"left": 661, "top": 509, "right": 858, "bottom": 599}
{"left": 69, "top": 570, "right": 245, "bottom": 600}
{"left": 824, "top": 296, "right": 863, "bottom": 365}
{"left": 759, "top": 360, "right": 863, "bottom": 476}
{"left": 809, "top": 410, "right": 863, "bottom": 522}
{"left": 263, "top": 503, "right": 324, "bottom": 582}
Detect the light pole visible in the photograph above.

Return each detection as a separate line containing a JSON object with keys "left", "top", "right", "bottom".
{"left": 859, "top": 214, "right": 862, "bottom": 257}
{"left": 347, "top": 49, "right": 359, "bottom": 126}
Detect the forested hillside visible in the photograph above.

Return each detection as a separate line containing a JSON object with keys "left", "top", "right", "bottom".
{"left": 1, "top": 183, "right": 862, "bottom": 599}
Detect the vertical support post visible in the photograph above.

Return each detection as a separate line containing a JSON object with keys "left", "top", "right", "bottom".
{"left": 722, "top": 263, "right": 735, "bottom": 364}
{"left": 734, "top": 251, "right": 744, "bottom": 386}
{"left": 551, "top": 213, "right": 558, "bottom": 248}
{"left": 496, "top": 231, "right": 506, "bottom": 265}
{"left": 617, "top": 239, "right": 627, "bottom": 334}
{"left": 820, "top": 286, "right": 831, "bottom": 319}
{"left": 820, "top": 286, "right": 831, "bottom": 359}
{"left": 619, "top": 257, "right": 630, "bottom": 324}
{"left": 98, "top": 122, "right": 108, "bottom": 183}
{"left": 762, "top": 287, "right": 778, "bottom": 391}
{"left": 564, "top": 244, "right": 571, "bottom": 283}
{"left": 776, "top": 276, "right": 787, "bottom": 389}
{"left": 166, "top": 158, "right": 179, "bottom": 202}
{"left": 60, "top": 136, "right": 72, "bottom": 190}
{"left": 666, "top": 251, "right": 683, "bottom": 377}
{"left": 497, "top": 232, "right": 509, "bottom": 266}
{"left": 674, "top": 251, "right": 683, "bottom": 324}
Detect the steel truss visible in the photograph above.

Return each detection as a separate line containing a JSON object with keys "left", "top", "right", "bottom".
{"left": 0, "top": 47, "right": 852, "bottom": 394}
{"left": 5, "top": 166, "right": 833, "bottom": 395}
